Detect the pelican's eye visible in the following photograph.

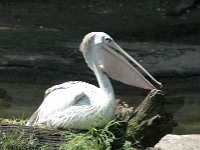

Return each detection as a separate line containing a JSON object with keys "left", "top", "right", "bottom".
{"left": 104, "top": 37, "right": 113, "bottom": 43}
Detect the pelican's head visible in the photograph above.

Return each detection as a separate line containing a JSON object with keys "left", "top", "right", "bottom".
{"left": 80, "top": 32, "right": 162, "bottom": 90}
{"left": 80, "top": 32, "right": 114, "bottom": 64}
{"left": 80, "top": 32, "right": 112, "bottom": 54}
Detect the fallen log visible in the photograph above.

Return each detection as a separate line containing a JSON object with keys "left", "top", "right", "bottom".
{"left": 0, "top": 89, "right": 176, "bottom": 149}
{"left": 126, "top": 89, "right": 177, "bottom": 149}
{"left": 0, "top": 123, "right": 65, "bottom": 149}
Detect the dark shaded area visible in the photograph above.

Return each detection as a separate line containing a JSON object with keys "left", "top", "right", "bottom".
{"left": 0, "top": 88, "right": 12, "bottom": 108}
{"left": 167, "top": 0, "right": 200, "bottom": 16}
{"left": 0, "top": 0, "right": 200, "bottom": 46}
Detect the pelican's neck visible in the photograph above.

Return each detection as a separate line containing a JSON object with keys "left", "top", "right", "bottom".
{"left": 93, "top": 64, "right": 115, "bottom": 100}
{"left": 83, "top": 46, "right": 115, "bottom": 101}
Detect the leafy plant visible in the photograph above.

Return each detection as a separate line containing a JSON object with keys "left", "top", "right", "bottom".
{"left": 59, "top": 120, "right": 122, "bottom": 150}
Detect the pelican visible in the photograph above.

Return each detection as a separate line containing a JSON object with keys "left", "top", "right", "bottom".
{"left": 26, "top": 32, "right": 162, "bottom": 129}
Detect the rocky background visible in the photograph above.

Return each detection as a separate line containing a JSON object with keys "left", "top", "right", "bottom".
{"left": 0, "top": 0, "right": 200, "bottom": 84}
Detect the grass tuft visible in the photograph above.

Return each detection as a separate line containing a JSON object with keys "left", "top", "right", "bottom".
{"left": 0, "top": 130, "right": 36, "bottom": 150}
{"left": 0, "top": 116, "right": 27, "bottom": 125}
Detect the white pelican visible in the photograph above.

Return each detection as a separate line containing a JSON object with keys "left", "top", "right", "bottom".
{"left": 26, "top": 32, "right": 162, "bottom": 129}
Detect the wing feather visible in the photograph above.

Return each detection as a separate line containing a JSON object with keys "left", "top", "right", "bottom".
{"left": 26, "top": 82, "right": 85, "bottom": 126}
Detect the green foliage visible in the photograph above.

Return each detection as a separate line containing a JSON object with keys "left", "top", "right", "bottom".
{"left": 59, "top": 120, "right": 122, "bottom": 150}
{"left": 59, "top": 131, "right": 100, "bottom": 150}
{"left": 0, "top": 117, "right": 27, "bottom": 125}
{"left": 0, "top": 118, "right": 138, "bottom": 149}
{"left": 123, "top": 141, "right": 136, "bottom": 150}
{"left": 0, "top": 130, "right": 36, "bottom": 150}
{"left": 0, "top": 117, "right": 50, "bottom": 149}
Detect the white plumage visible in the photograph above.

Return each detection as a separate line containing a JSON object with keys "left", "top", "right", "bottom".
{"left": 27, "top": 81, "right": 115, "bottom": 129}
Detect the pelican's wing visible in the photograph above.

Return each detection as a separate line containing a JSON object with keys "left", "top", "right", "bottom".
{"left": 25, "top": 110, "right": 39, "bottom": 126}
{"left": 26, "top": 82, "right": 85, "bottom": 126}
{"left": 44, "top": 81, "right": 81, "bottom": 97}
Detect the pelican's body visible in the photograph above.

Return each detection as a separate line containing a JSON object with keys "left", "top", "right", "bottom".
{"left": 27, "top": 81, "right": 115, "bottom": 129}
{"left": 26, "top": 32, "right": 161, "bottom": 129}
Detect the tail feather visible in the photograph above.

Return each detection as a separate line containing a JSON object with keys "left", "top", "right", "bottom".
{"left": 26, "top": 111, "right": 39, "bottom": 126}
